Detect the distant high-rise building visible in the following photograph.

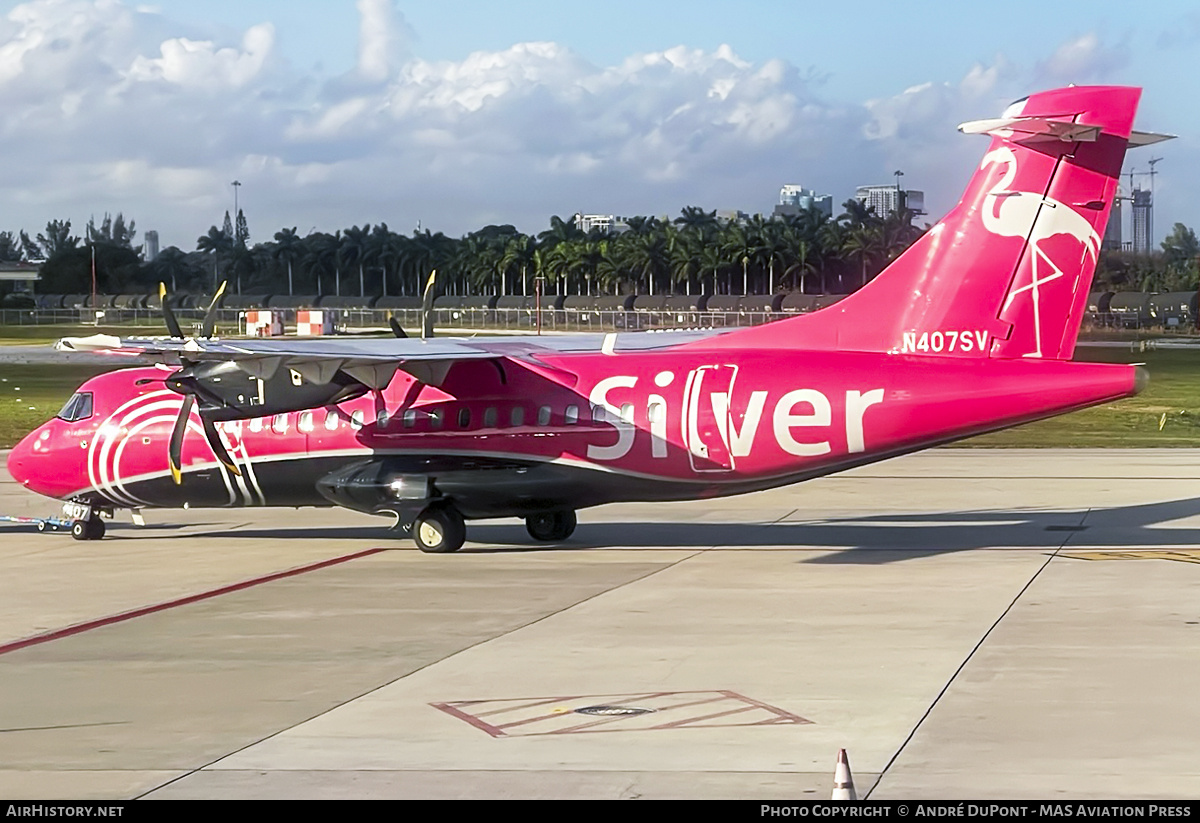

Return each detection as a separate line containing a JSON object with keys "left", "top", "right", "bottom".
{"left": 1131, "top": 188, "right": 1152, "bottom": 254}
{"left": 144, "top": 230, "right": 160, "bottom": 262}
{"left": 855, "top": 185, "right": 925, "bottom": 220}
{"left": 774, "top": 185, "right": 833, "bottom": 219}
{"left": 1102, "top": 191, "right": 1123, "bottom": 252}
{"left": 572, "top": 213, "right": 630, "bottom": 234}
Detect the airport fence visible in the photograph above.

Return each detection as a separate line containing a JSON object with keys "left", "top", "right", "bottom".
{"left": 0, "top": 307, "right": 788, "bottom": 334}
{"left": 0, "top": 307, "right": 1187, "bottom": 335}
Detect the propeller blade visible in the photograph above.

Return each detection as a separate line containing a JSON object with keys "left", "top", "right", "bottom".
{"left": 388, "top": 316, "right": 407, "bottom": 339}
{"left": 159, "top": 282, "right": 184, "bottom": 339}
{"left": 199, "top": 281, "right": 228, "bottom": 339}
{"left": 421, "top": 269, "right": 437, "bottom": 340}
{"left": 168, "top": 394, "right": 194, "bottom": 485}
{"left": 201, "top": 416, "right": 241, "bottom": 476}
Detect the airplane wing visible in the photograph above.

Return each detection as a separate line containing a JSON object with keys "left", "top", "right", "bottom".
{"left": 55, "top": 328, "right": 729, "bottom": 388}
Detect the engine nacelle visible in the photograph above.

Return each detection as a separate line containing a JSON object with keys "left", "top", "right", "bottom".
{"left": 166, "top": 361, "right": 368, "bottom": 421}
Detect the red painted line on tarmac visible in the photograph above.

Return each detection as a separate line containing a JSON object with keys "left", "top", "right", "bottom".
{"left": 430, "top": 703, "right": 508, "bottom": 738}
{"left": 0, "top": 548, "right": 388, "bottom": 657}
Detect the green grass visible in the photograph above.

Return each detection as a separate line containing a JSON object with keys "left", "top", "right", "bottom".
{"left": 0, "top": 364, "right": 115, "bottom": 448}
{"left": 961, "top": 346, "right": 1200, "bottom": 447}
{"left": 1, "top": 341, "right": 1199, "bottom": 450}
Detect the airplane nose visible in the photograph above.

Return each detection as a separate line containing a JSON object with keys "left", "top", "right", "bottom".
{"left": 6, "top": 428, "right": 37, "bottom": 488}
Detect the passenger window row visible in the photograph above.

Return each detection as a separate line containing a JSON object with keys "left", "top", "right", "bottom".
{"left": 241, "top": 403, "right": 611, "bottom": 434}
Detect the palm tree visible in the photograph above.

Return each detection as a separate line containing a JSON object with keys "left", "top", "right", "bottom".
{"left": 147, "top": 246, "right": 196, "bottom": 292}
{"left": 501, "top": 234, "right": 538, "bottom": 296}
{"left": 674, "top": 206, "right": 720, "bottom": 233}
{"left": 272, "top": 228, "right": 302, "bottom": 295}
{"left": 301, "top": 232, "right": 340, "bottom": 295}
{"left": 339, "top": 224, "right": 371, "bottom": 297}
{"left": 196, "top": 226, "right": 232, "bottom": 289}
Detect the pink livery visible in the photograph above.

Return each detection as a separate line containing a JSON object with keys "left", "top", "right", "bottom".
{"left": 9, "top": 86, "right": 1157, "bottom": 552}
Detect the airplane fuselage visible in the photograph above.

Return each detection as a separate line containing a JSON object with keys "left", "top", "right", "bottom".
{"left": 9, "top": 344, "right": 1140, "bottom": 521}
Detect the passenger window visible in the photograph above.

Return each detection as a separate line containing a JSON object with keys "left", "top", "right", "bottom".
{"left": 403, "top": 409, "right": 417, "bottom": 428}
{"left": 458, "top": 407, "right": 471, "bottom": 428}
{"left": 510, "top": 406, "right": 525, "bottom": 427}
{"left": 249, "top": 417, "right": 264, "bottom": 433}
{"left": 648, "top": 402, "right": 664, "bottom": 423}
{"left": 325, "top": 410, "right": 339, "bottom": 431}
{"left": 272, "top": 414, "right": 288, "bottom": 434}
{"left": 298, "top": 411, "right": 314, "bottom": 433}
{"left": 564, "top": 405, "right": 579, "bottom": 424}
{"left": 429, "top": 409, "right": 443, "bottom": 429}
{"left": 620, "top": 403, "right": 634, "bottom": 423}
{"left": 537, "top": 405, "right": 552, "bottom": 426}
{"left": 591, "top": 404, "right": 607, "bottom": 423}
{"left": 484, "top": 407, "right": 498, "bottom": 428}
{"left": 377, "top": 409, "right": 389, "bottom": 429}
{"left": 350, "top": 410, "right": 365, "bottom": 430}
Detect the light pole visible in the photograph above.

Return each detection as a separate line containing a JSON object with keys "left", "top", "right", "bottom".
{"left": 231, "top": 180, "right": 241, "bottom": 233}
{"left": 230, "top": 180, "right": 242, "bottom": 294}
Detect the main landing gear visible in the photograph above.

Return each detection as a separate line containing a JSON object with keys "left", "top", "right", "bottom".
{"left": 407, "top": 503, "right": 578, "bottom": 553}
{"left": 411, "top": 503, "right": 466, "bottom": 554}
{"left": 525, "top": 510, "right": 577, "bottom": 542}
{"left": 70, "top": 514, "right": 106, "bottom": 541}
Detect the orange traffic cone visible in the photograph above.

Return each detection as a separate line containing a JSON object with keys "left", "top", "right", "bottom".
{"left": 832, "top": 748, "right": 857, "bottom": 800}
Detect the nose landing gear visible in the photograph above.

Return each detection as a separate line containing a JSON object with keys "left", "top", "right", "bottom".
{"left": 70, "top": 515, "right": 106, "bottom": 541}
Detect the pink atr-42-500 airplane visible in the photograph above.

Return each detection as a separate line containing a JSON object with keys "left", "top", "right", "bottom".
{"left": 6, "top": 85, "right": 1171, "bottom": 553}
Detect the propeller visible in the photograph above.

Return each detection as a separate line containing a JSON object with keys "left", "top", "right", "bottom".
{"left": 159, "top": 282, "right": 241, "bottom": 484}
{"left": 159, "top": 282, "right": 184, "bottom": 339}
{"left": 421, "top": 269, "right": 437, "bottom": 340}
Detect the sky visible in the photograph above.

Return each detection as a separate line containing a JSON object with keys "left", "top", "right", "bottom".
{"left": 0, "top": 0, "right": 1198, "bottom": 252}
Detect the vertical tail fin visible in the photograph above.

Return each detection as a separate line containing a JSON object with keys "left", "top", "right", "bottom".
{"left": 696, "top": 86, "right": 1145, "bottom": 360}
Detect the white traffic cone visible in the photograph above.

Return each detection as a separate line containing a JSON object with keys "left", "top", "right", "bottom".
{"left": 832, "top": 748, "right": 857, "bottom": 800}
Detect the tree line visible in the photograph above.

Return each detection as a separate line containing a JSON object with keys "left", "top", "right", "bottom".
{"left": 2, "top": 208, "right": 1196, "bottom": 303}
{"left": 3, "top": 203, "right": 925, "bottom": 299}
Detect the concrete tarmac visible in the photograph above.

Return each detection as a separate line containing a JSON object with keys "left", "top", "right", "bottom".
{"left": 1, "top": 448, "right": 1199, "bottom": 800}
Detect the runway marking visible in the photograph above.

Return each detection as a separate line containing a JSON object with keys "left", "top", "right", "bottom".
{"left": 1061, "top": 550, "right": 1200, "bottom": 565}
{"left": 431, "top": 690, "right": 811, "bottom": 738}
{"left": 0, "top": 548, "right": 387, "bottom": 657}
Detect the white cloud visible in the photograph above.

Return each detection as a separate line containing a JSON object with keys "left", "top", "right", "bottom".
{"left": 1034, "top": 33, "right": 1128, "bottom": 87}
{"left": 356, "top": 0, "right": 413, "bottom": 83}
{"left": 124, "top": 22, "right": 274, "bottom": 88}
{"left": 0, "top": 7, "right": 1156, "bottom": 252}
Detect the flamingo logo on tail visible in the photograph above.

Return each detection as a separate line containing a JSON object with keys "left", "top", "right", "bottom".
{"left": 979, "top": 146, "right": 1101, "bottom": 358}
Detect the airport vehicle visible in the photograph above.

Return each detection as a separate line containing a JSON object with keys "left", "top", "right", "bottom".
{"left": 0, "top": 515, "right": 72, "bottom": 533}
{"left": 6, "top": 86, "right": 1163, "bottom": 552}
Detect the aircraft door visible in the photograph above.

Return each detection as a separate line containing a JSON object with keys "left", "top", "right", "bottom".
{"left": 682, "top": 364, "right": 737, "bottom": 473}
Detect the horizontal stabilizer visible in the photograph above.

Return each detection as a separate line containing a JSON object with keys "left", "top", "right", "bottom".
{"left": 958, "top": 115, "right": 1101, "bottom": 143}
{"left": 959, "top": 116, "right": 1174, "bottom": 149}
{"left": 1127, "top": 129, "right": 1175, "bottom": 148}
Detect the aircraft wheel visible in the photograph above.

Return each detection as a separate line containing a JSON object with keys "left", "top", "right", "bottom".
{"left": 87, "top": 517, "right": 106, "bottom": 540}
{"left": 70, "top": 520, "right": 89, "bottom": 541}
{"left": 412, "top": 504, "right": 466, "bottom": 554}
{"left": 525, "top": 510, "right": 577, "bottom": 542}
{"left": 37, "top": 521, "right": 47, "bottom": 533}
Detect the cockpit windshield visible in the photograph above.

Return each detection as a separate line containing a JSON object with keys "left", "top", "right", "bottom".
{"left": 56, "top": 392, "right": 94, "bottom": 422}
